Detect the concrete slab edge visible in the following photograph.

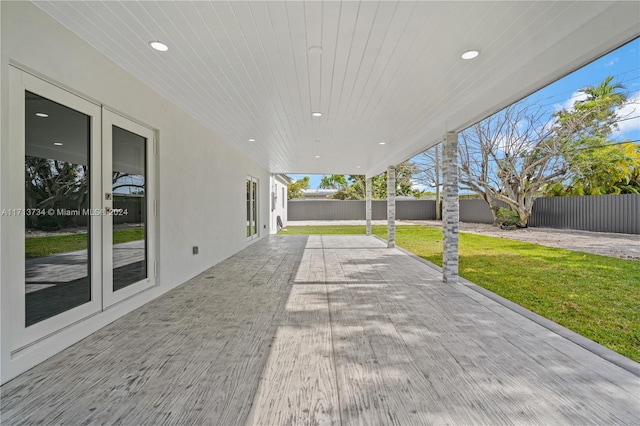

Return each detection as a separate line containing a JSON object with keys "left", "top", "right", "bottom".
{"left": 371, "top": 235, "right": 640, "bottom": 378}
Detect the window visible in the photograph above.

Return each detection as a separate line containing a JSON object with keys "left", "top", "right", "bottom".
{"left": 246, "top": 177, "right": 258, "bottom": 239}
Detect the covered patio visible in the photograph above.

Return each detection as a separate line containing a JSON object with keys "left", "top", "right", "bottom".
{"left": 2, "top": 235, "right": 637, "bottom": 425}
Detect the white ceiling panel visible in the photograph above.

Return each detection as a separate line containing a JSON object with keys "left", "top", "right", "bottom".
{"left": 33, "top": 1, "right": 640, "bottom": 177}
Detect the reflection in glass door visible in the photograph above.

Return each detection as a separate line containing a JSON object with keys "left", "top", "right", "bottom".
{"left": 12, "top": 67, "right": 103, "bottom": 349}
{"left": 246, "top": 177, "right": 258, "bottom": 239}
{"left": 111, "top": 126, "right": 147, "bottom": 291}
{"left": 102, "top": 110, "right": 155, "bottom": 307}
{"left": 24, "top": 91, "right": 93, "bottom": 326}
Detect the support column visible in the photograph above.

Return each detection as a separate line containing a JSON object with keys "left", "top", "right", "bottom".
{"left": 387, "top": 165, "right": 396, "bottom": 248}
{"left": 366, "top": 177, "right": 372, "bottom": 236}
{"left": 442, "top": 132, "right": 459, "bottom": 283}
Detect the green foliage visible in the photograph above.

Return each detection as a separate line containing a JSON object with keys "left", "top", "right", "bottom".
{"left": 287, "top": 176, "right": 310, "bottom": 200}
{"left": 319, "top": 175, "right": 348, "bottom": 190}
{"left": 25, "top": 156, "right": 89, "bottom": 229}
{"left": 280, "top": 225, "right": 640, "bottom": 361}
{"left": 551, "top": 76, "right": 632, "bottom": 195}
{"left": 496, "top": 207, "right": 521, "bottom": 228}
{"left": 321, "top": 161, "right": 418, "bottom": 200}
{"left": 547, "top": 142, "right": 640, "bottom": 196}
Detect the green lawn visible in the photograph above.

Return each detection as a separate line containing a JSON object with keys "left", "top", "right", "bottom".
{"left": 26, "top": 227, "right": 145, "bottom": 258}
{"left": 281, "top": 225, "right": 640, "bottom": 362}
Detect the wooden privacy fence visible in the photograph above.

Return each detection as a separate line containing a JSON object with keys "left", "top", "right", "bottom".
{"left": 288, "top": 194, "right": 639, "bottom": 234}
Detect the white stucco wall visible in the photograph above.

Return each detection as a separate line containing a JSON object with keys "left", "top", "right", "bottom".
{"left": 270, "top": 175, "right": 289, "bottom": 234}
{"left": 0, "top": 1, "right": 270, "bottom": 383}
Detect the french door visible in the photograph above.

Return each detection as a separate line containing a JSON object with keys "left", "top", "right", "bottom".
{"left": 10, "top": 67, "right": 155, "bottom": 350}
{"left": 247, "top": 177, "right": 259, "bottom": 239}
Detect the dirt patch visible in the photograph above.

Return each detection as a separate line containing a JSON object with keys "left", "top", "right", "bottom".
{"left": 408, "top": 220, "right": 640, "bottom": 261}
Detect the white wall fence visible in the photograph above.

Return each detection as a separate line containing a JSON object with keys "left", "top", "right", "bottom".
{"left": 289, "top": 194, "right": 639, "bottom": 234}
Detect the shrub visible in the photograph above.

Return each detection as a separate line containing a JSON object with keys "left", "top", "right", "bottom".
{"left": 497, "top": 207, "right": 520, "bottom": 229}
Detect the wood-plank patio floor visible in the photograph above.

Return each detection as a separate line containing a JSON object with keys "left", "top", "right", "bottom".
{"left": 1, "top": 235, "right": 638, "bottom": 425}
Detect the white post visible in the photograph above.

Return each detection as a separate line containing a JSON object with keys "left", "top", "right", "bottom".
{"left": 387, "top": 166, "right": 396, "bottom": 248}
{"left": 442, "top": 132, "right": 459, "bottom": 283}
{"left": 366, "top": 177, "right": 372, "bottom": 236}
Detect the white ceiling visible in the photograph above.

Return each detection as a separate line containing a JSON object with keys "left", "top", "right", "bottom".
{"left": 33, "top": 1, "right": 639, "bottom": 177}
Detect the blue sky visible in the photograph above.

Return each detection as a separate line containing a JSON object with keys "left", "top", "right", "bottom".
{"left": 290, "top": 38, "right": 640, "bottom": 189}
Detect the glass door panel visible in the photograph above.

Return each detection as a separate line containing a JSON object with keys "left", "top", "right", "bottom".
{"left": 11, "top": 68, "right": 102, "bottom": 349}
{"left": 102, "top": 109, "right": 155, "bottom": 307}
{"left": 252, "top": 180, "right": 258, "bottom": 236}
{"left": 246, "top": 177, "right": 258, "bottom": 239}
{"left": 111, "top": 126, "right": 147, "bottom": 291}
{"left": 24, "top": 92, "right": 92, "bottom": 326}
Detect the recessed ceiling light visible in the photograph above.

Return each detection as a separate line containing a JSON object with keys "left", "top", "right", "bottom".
{"left": 315, "top": 155, "right": 320, "bottom": 158}
{"left": 308, "top": 46, "right": 323, "bottom": 55}
{"left": 149, "top": 41, "right": 169, "bottom": 52}
{"left": 461, "top": 50, "right": 480, "bottom": 60}
{"left": 379, "top": 142, "right": 386, "bottom": 145}
{"left": 248, "top": 138, "right": 256, "bottom": 142}
{"left": 357, "top": 166, "right": 361, "bottom": 169}
{"left": 53, "top": 142, "right": 63, "bottom": 146}
{"left": 35, "top": 112, "right": 48, "bottom": 118}
{"left": 311, "top": 112, "right": 322, "bottom": 117}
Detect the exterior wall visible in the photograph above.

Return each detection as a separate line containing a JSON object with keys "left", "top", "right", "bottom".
{"left": 288, "top": 200, "right": 437, "bottom": 221}
{"left": 270, "top": 175, "right": 289, "bottom": 234}
{"left": 1, "top": 1, "right": 270, "bottom": 383}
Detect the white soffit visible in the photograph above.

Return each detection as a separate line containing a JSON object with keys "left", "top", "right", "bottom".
{"left": 32, "top": 1, "right": 640, "bottom": 177}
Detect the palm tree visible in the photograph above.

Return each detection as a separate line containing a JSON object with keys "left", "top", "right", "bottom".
{"left": 578, "top": 75, "right": 626, "bottom": 105}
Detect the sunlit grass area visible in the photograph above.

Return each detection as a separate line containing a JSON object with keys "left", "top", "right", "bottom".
{"left": 25, "top": 227, "right": 145, "bottom": 258}
{"left": 281, "top": 224, "right": 640, "bottom": 362}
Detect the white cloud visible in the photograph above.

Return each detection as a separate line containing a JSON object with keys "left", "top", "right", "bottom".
{"left": 604, "top": 57, "right": 619, "bottom": 67}
{"left": 554, "top": 90, "right": 588, "bottom": 112}
{"left": 614, "top": 91, "right": 640, "bottom": 139}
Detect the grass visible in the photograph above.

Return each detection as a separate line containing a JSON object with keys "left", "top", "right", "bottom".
{"left": 281, "top": 224, "right": 640, "bottom": 362}
{"left": 25, "top": 227, "right": 145, "bottom": 258}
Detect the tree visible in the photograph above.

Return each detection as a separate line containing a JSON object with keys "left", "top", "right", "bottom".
{"left": 413, "top": 143, "right": 442, "bottom": 219}
{"left": 320, "top": 161, "right": 418, "bottom": 200}
{"left": 25, "top": 157, "right": 89, "bottom": 229}
{"left": 458, "top": 101, "right": 561, "bottom": 225}
{"left": 287, "top": 176, "right": 310, "bottom": 200}
{"left": 319, "top": 175, "right": 348, "bottom": 190}
{"left": 546, "top": 76, "right": 638, "bottom": 195}
{"left": 458, "top": 76, "right": 629, "bottom": 226}
{"left": 547, "top": 142, "right": 640, "bottom": 195}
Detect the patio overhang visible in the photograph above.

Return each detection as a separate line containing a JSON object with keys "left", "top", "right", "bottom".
{"left": 31, "top": 0, "right": 640, "bottom": 177}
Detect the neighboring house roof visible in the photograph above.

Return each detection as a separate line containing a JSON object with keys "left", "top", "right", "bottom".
{"left": 300, "top": 189, "right": 338, "bottom": 199}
